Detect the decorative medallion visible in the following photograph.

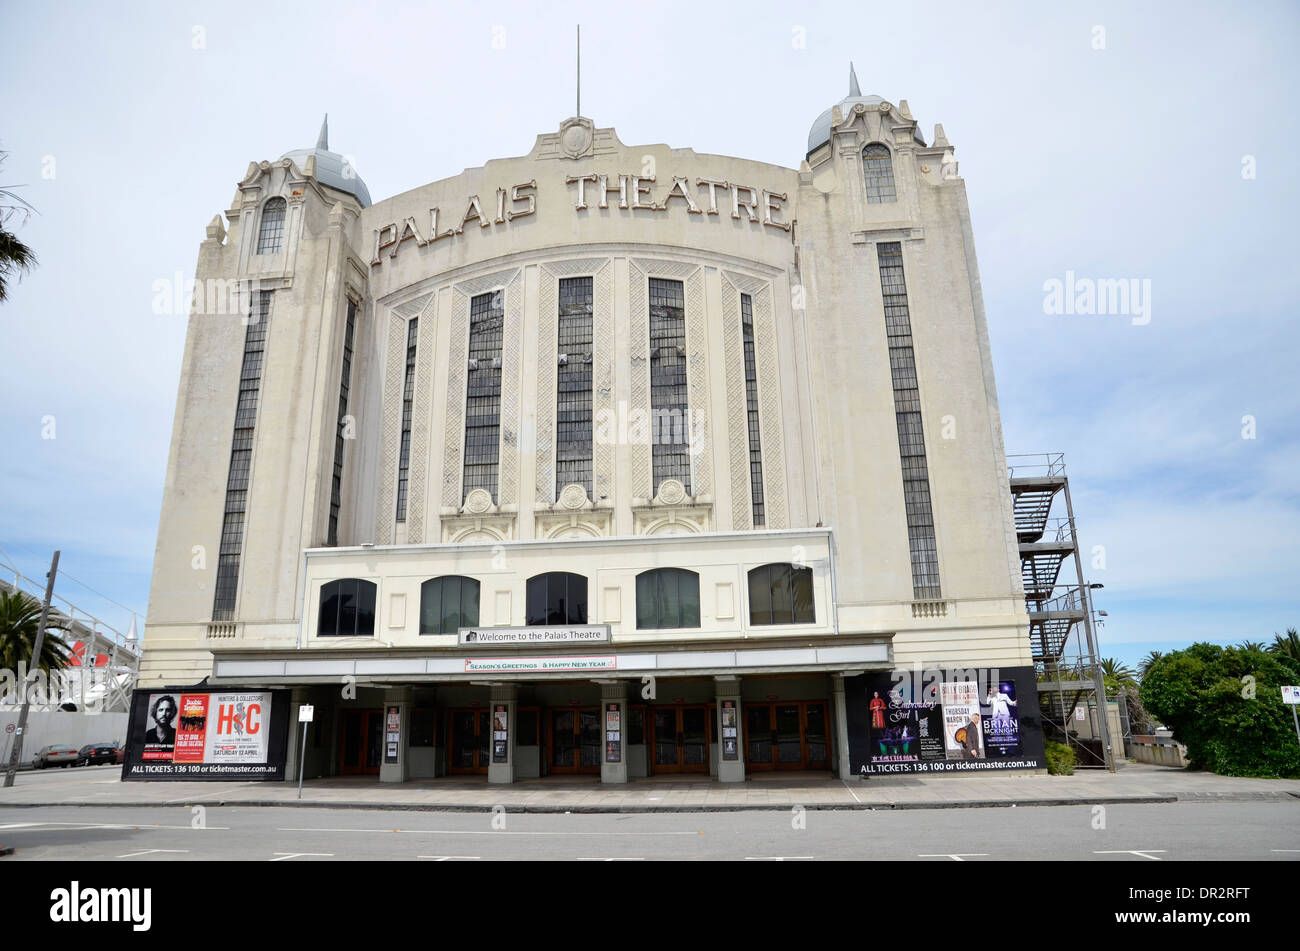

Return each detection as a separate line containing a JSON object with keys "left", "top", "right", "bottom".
{"left": 558, "top": 117, "right": 595, "bottom": 160}
{"left": 559, "top": 483, "right": 589, "bottom": 510}
{"left": 464, "top": 488, "right": 493, "bottom": 514}
{"left": 657, "top": 479, "right": 686, "bottom": 506}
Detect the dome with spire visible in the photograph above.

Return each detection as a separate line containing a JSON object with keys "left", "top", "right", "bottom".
{"left": 281, "top": 114, "right": 372, "bottom": 207}
{"left": 806, "top": 63, "right": 885, "bottom": 156}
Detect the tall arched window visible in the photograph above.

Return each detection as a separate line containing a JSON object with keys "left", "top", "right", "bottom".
{"left": 748, "top": 563, "right": 815, "bottom": 625}
{"left": 526, "top": 572, "right": 587, "bottom": 626}
{"left": 257, "top": 197, "right": 286, "bottom": 254}
{"left": 420, "top": 576, "right": 480, "bottom": 635}
{"left": 318, "top": 578, "right": 376, "bottom": 636}
{"left": 862, "top": 144, "right": 897, "bottom": 204}
{"left": 636, "top": 568, "right": 700, "bottom": 630}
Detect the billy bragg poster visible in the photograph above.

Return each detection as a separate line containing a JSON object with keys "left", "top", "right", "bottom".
{"left": 846, "top": 666, "right": 1043, "bottom": 775}
{"left": 123, "top": 688, "right": 289, "bottom": 781}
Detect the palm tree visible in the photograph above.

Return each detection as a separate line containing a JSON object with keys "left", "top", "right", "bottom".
{"left": 1099, "top": 657, "right": 1138, "bottom": 695}
{"left": 0, "top": 589, "right": 71, "bottom": 673}
{"left": 1268, "top": 628, "right": 1300, "bottom": 663}
{"left": 0, "top": 150, "right": 38, "bottom": 302}
{"left": 1138, "top": 650, "right": 1164, "bottom": 678}
{"left": 1237, "top": 640, "right": 1267, "bottom": 653}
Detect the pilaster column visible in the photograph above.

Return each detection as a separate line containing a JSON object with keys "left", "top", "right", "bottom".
{"left": 715, "top": 675, "right": 744, "bottom": 783}
{"left": 598, "top": 681, "right": 628, "bottom": 784}
{"left": 487, "top": 684, "right": 518, "bottom": 785}
{"left": 832, "top": 674, "right": 852, "bottom": 780}
{"left": 379, "top": 686, "right": 412, "bottom": 784}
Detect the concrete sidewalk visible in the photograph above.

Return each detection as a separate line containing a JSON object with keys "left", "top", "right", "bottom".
{"left": 2, "top": 762, "right": 1298, "bottom": 813}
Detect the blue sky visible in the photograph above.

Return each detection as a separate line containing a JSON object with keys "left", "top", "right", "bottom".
{"left": 1, "top": 0, "right": 1297, "bottom": 669}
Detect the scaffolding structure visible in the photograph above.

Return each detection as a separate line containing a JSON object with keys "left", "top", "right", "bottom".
{"left": 1007, "top": 452, "right": 1115, "bottom": 770}
{"left": 0, "top": 561, "right": 140, "bottom": 714}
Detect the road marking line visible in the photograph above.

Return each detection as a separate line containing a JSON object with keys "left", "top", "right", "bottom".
{"left": 745, "top": 856, "right": 814, "bottom": 861}
{"left": 918, "top": 854, "right": 989, "bottom": 861}
{"left": 418, "top": 855, "right": 481, "bottom": 861}
{"left": 271, "top": 852, "right": 335, "bottom": 861}
{"left": 0, "top": 820, "right": 230, "bottom": 831}
{"left": 0, "top": 823, "right": 41, "bottom": 829}
{"left": 1270, "top": 849, "right": 1300, "bottom": 852}
{"left": 1093, "top": 850, "right": 1166, "bottom": 860}
{"left": 576, "top": 857, "right": 645, "bottom": 861}
{"left": 277, "top": 827, "right": 698, "bottom": 836}
{"left": 118, "top": 849, "right": 189, "bottom": 858}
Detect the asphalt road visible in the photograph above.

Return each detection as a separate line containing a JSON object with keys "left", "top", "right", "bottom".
{"left": 2, "top": 801, "right": 1298, "bottom": 860}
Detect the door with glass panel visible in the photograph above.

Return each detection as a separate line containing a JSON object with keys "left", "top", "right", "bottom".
{"left": 338, "top": 709, "right": 382, "bottom": 775}
{"left": 650, "top": 705, "right": 709, "bottom": 773}
{"left": 448, "top": 709, "right": 490, "bottom": 774}
{"left": 745, "top": 701, "right": 830, "bottom": 771}
{"left": 549, "top": 707, "right": 601, "bottom": 773}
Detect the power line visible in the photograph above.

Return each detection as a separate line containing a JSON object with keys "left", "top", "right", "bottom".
{"left": 0, "top": 542, "right": 143, "bottom": 618}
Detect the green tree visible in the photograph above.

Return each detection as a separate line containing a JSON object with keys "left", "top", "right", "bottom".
{"left": 0, "top": 150, "right": 38, "bottom": 302}
{"left": 1138, "top": 650, "right": 1164, "bottom": 679}
{"left": 1238, "top": 640, "right": 1268, "bottom": 652}
{"left": 1141, "top": 642, "right": 1300, "bottom": 778}
{"left": 1268, "top": 628, "right": 1300, "bottom": 664}
{"left": 1099, "top": 657, "right": 1138, "bottom": 694}
{"left": 0, "top": 588, "right": 71, "bottom": 673}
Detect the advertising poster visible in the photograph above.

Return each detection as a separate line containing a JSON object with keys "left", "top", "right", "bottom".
{"left": 204, "top": 693, "right": 271, "bottom": 762}
{"left": 941, "top": 682, "right": 984, "bottom": 760}
{"left": 845, "top": 667, "right": 1044, "bottom": 775}
{"left": 981, "top": 680, "right": 1022, "bottom": 757}
{"left": 492, "top": 704, "right": 508, "bottom": 763}
{"left": 124, "top": 688, "right": 289, "bottom": 781}
{"left": 605, "top": 703, "right": 621, "bottom": 763}
{"left": 172, "top": 694, "right": 210, "bottom": 763}
{"left": 385, "top": 704, "right": 401, "bottom": 765}
{"left": 142, "top": 693, "right": 179, "bottom": 761}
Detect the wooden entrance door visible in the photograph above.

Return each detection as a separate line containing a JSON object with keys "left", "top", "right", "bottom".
{"left": 650, "top": 705, "right": 710, "bottom": 773}
{"left": 745, "top": 701, "right": 830, "bottom": 771}
{"left": 338, "top": 709, "right": 383, "bottom": 775}
{"left": 548, "top": 707, "right": 601, "bottom": 773}
{"left": 448, "top": 709, "right": 490, "bottom": 774}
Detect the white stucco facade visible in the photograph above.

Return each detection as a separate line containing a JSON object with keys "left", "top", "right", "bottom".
{"left": 138, "top": 84, "right": 1031, "bottom": 782}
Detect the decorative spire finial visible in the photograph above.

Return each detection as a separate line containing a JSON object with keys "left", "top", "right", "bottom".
{"left": 848, "top": 62, "right": 861, "bottom": 98}
{"left": 316, "top": 113, "right": 329, "bottom": 150}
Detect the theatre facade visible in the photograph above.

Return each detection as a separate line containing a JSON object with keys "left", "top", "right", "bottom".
{"left": 134, "top": 74, "right": 1042, "bottom": 783}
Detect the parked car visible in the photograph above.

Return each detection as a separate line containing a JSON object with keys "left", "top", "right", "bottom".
{"left": 31, "top": 745, "right": 80, "bottom": 769}
{"left": 76, "top": 743, "right": 120, "bottom": 767}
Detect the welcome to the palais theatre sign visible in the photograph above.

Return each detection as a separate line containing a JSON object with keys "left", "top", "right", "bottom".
{"left": 371, "top": 173, "right": 791, "bottom": 266}
{"left": 457, "top": 624, "right": 612, "bottom": 647}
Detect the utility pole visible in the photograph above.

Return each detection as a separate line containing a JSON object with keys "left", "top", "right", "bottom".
{"left": 4, "top": 550, "right": 60, "bottom": 787}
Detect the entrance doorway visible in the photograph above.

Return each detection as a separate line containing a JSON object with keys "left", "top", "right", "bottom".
{"left": 548, "top": 707, "right": 601, "bottom": 773}
{"left": 338, "top": 709, "right": 383, "bottom": 775}
{"left": 448, "top": 708, "right": 490, "bottom": 774}
{"left": 650, "top": 705, "right": 710, "bottom": 773}
{"left": 745, "top": 701, "right": 830, "bottom": 770}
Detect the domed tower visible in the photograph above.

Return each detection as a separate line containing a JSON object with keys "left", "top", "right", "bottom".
{"left": 143, "top": 115, "right": 375, "bottom": 685}
{"left": 794, "top": 66, "right": 1027, "bottom": 670}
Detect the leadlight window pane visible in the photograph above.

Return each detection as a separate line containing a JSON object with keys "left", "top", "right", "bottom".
{"left": 464, "top": 290, "right": 504, "bottom": 501}
{"left": 862, "top": 144, "right": 897, "bottom": 204}
{"left": 526, "top": 572, "right": 587, "bottom": 625}
{"left": 213, "top": 290, "right": 272, "bottom": 621}
{"left": 740, "top": 293, "right": 765, "bottom": 526}
{"left": 877, "top": 242, "right": 940, "bottom": 599}
{"left": 256, "top": 198, "right": 286, "bottom": 254}
{"left": 395, "top": 318, "right": 418, "bottom": 521}
{"left": 556, "top": 277, "right": 594, "bottom": 497}
{"left": 328, "top": 299, "right": 357, "bottom": 546}
{"left": 635, "top": 568, "right": 701, "bottom": 630}
{"left": 317, "top": 579, "right": 376, "bottom": 636}
{"left": 648, "top": 278, "right": 691, "bottom": 495}
{"left": 748, "top": 563, "right": 815, "bottom": 625}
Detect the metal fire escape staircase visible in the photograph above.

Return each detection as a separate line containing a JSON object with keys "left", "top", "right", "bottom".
{"left": 1008, "top": 453, "right": 1114, "bottom": 768}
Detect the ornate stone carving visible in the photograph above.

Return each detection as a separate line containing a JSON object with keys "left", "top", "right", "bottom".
{"left": 464, "top": 487, "right": 493, "bottom": 515}
{"left": 375, "top": 313, "right": 406, "bottom": 545}
{"left": 559, "top": 482, "right": 589, "bottom": 509}
{"left": 558, "top": 117, "right": 595, "bottom": 160}
{"left": 656, "top": 478, "right": 686, "bottom": 506}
